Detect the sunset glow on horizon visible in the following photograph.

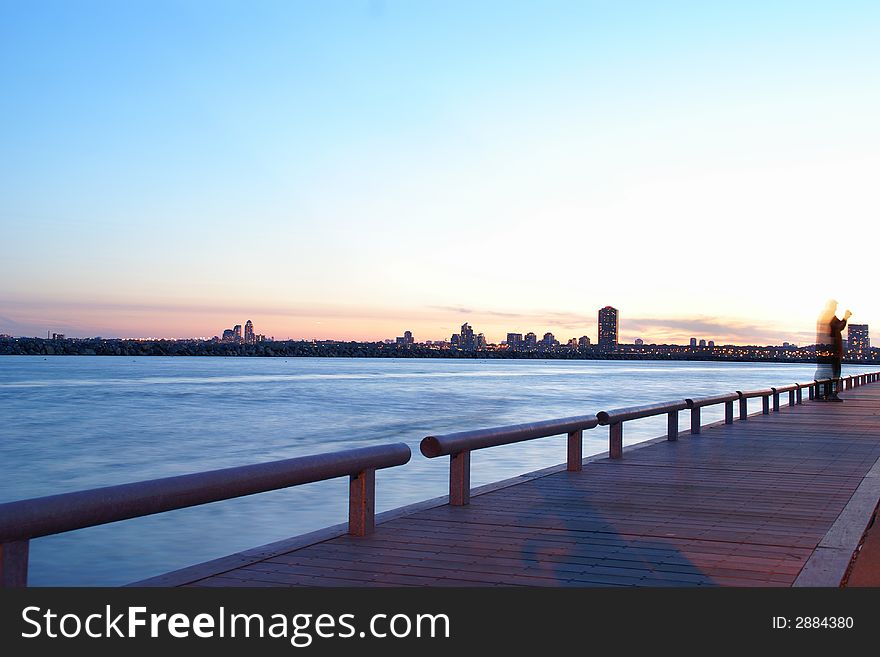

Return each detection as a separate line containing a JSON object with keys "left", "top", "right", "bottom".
{"left": 2, "top": 2, "right": 879, "bottom": 346}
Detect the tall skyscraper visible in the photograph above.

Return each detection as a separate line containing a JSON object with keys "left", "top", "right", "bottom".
{"left": 848, "top": 324, "right": 870, "bottom": 352}
{"left": 506, "top": 333, "right": 523, "bottom": 350}
{"left": 524, "top": 332, "right": 537, "bottom": 349}
{"left": 233, "top": 324, "right": 242, "bottom": 343}
{"left": 690, "top": 338, "right": 697, "bottom": 347}
{"left": 598, "top": 306, "right": 618, "bottom": 352}
{"left": 244, "top": 320, "right": 255, "bottom": 345}
{"left": 460, "top": 323, "right": 476, "bottom": 350}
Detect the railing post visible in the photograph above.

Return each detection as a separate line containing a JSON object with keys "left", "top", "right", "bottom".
{"left": 762, "top": 395, "right": 770, "bottom": 414}
{"left": 796, "top": 386, "right": 803, "bottom": 404}
{"left": 449, "top": 450, "right": 471, "bottom": 506}
{"left": 789, "top": 389, "right": 796, "bottom": 406}
{"left": 739, "top": 396, "right": 748, "bottom": 420}
{"left": 348, "top": 469, "right": 376, "bottom": 537}
{"left": 724, "top": 401, "right": 733, "bottom": 424}
{"left": 772, "top": 389, "right": 780, "bottom": 412}
{"left": 667, "top": 410, "right": 679, "bottom": 441}
{"left": 567, "top": 429, "right": 582, "bottom": 472}
{"left": 0, "top": 540, "right": 30, "bottom": 588}
{"left": 690, "top": 406, "right": 701, "bottom": 435}
{"left": 609, "top": 423, "right": 623, "bottom": 459}
{"left": 808, "top": 383, "right": 815, "bottom": 400}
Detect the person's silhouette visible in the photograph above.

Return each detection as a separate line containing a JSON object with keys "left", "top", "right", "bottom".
{"left": 815, "top": 299, "right": 852, "bottom": 401}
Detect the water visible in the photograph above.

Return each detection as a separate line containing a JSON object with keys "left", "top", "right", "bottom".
{"left": 0, "top": 356, "right": 870, "bottom": 585}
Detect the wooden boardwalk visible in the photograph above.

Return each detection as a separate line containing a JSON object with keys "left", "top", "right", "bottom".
{"left": 155, "top": 384, "right": 880, "bottom": 587}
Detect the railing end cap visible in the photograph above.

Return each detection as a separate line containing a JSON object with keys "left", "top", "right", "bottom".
{"left": 419, "top": 436, "right": 443, "bottom": 458}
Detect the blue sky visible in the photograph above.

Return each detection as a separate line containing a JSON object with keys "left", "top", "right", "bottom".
{"left": 2, "top": 1, "right": 879, "bottom": 343}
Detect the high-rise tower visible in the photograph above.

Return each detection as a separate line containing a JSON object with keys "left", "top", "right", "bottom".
{"left": 848, "top": 324, "right": 869, "bottom": 352}
{"left": 598, "top": 306, "right": 618, "bottom": 353}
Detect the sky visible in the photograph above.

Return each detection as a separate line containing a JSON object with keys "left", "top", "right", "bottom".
{"left": 1, "top": 1, "right": 878, "bottom": 345}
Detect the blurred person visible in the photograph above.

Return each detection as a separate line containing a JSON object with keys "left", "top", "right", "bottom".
{"left": 815, "top": 299, "right": 852, "bottom": 401}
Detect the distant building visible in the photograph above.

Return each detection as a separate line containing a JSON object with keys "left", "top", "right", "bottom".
{"left": 476, "top": 333, "right": 487, "bottom": 349}
{"left": 578, "top": 336, "right": 591, "bottom": 349}
{"left": 233, "top": 324, "right": 242, "bottom": 343}
{"left": 506, "top": 333, "right": 523, "bottom": 350}
{"left": 396, "top": 330, "right": 414, "bottom": 346}
{"left": 567, "top": 338, "right": 578, "bottom": 348}
{"left": 222, "top": 328, "right": 235, "bottom": 343}
{"left": 450, "top": 333, "right": 461, "bottom": 348}
{"left": 690, "top": 338, "right": 697, "bottom": 347}
{"left": 524, "top": 332, "right": 537, "bottom": 349}
{"left": 634, "top": 338, "right": 644, "bottom": 346}
{"left": 51, "top": 333, "right": 65, "bottom": 340}
{"left": 542, "top": 332, "right": 556, "bottom": 348}
{"left": 849, "top": 324, "right": 870, "bottom": 352}
{"left": 244, "top": 320, "right": 255, "bottom": 345}
{"left": 459, "top": 323, "right": 476, "bottom": 350}
{"left": 708, "top": 340, "right": 715, "bottom": 347}
{"left": 698, "top": 339, "right": 707, "bottom": 348}
{"left": 598, "top": 306, "right": 618, "bottom": 352}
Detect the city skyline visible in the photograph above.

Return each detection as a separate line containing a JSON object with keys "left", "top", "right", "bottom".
{"left": 2, "top": 3, "right": 879, "bottom": 344}
{"left": 6, "top": 307, "right": 870, "bottom": 351}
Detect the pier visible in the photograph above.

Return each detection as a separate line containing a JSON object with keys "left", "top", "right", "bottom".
{"left": 3, "top": 374, "right": 880, "bottom": 587}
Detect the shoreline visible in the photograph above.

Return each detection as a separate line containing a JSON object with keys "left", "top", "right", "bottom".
{"left": 3, "top": 337, "right": 878, "bottom": 365}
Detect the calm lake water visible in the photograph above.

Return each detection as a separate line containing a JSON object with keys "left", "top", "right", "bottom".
{"left": 1, "top": 356, "right": 870, "bottom": 585}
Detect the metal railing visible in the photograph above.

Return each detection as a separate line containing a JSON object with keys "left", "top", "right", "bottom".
{"left": 421, "top": 371, "right": 880, "bottom": 509}
{"left": 420, "top": 415, "right": 600, "bottom": 505}
{"left": 0, "top": 443, "right": 411, "bottom": 587}
{"left": 736, "top": 387, "right": 775, "bottom": 418}
{"left": 597, "top": 400, "right": 688, "bottom": 455}
{"left": 686, "top": 392, "right": 741, "bottom": 434}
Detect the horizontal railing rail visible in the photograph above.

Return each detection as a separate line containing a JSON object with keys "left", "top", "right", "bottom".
{"left": 797, "top": 381, "right": 818, "bottom": 402}
{"left": 771, "top": 384, "right": 798, "bottom": 411}
{"left": 597, "top": 400, "right": 688, "bottom": 457}
{"left": 736, "top": 388, "right": 774, "bottom": 419}
{"left": 685, "top": 392, "right": 741, "bottom": 434}
{"left": 420, "top": 415, "right": 600, "bottom": 506}
{"left": 0, "top": 443, "right": 411, "bottom": 587}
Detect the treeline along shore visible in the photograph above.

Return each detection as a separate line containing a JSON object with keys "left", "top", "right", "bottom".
{"left": 2, "top": 337, "right": 879, "bottom": 364}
